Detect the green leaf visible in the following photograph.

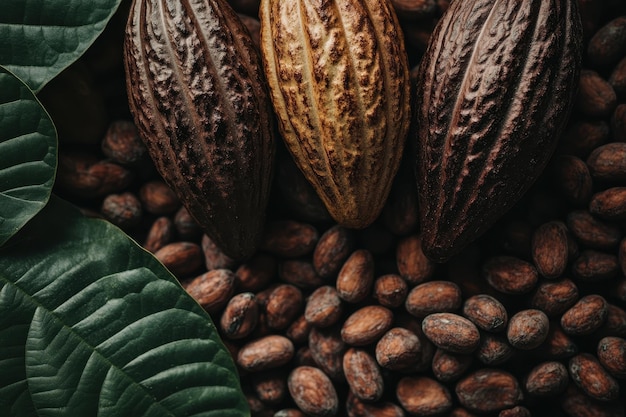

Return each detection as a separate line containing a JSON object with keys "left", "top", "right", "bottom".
{"left": 0, "top": 285, "right": 38, "bottom": 417}
{"left": 0, "top": 66, "right": 56, "bottom": 247}
{"left": 0, "top": 0, "right": 123, "bottom": 92}
{"left": 0, "top": 197, "right": 249, "bottom": 417}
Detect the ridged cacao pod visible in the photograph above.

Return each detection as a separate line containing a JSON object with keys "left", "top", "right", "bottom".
{"left": 124, "top": 0, "right": 275, "bottom": 259}
{"left": 415, "top": 0, "right": 583, "bottom": 262}
{"left": 260, "top": 0, "right": 411, "bottom": 229}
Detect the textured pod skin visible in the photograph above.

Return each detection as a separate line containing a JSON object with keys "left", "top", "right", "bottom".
{"left": 124, "top": 0, "right": 275, "bottom": 259}
{"left": 260, "top": 0, "right": 411, "bottom": 229}
{"left": 415, "top": 0, "right": 582, "bottom": 262}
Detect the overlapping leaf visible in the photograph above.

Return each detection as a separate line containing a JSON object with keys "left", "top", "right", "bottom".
{"left": 0, "top": 0, "right": 122, "bottom": 92}
{"left": 0, "top": 66, "right": 56, "bottom": 247}
{"left": 0, "top": 197, "right": 249, "bottom": 417}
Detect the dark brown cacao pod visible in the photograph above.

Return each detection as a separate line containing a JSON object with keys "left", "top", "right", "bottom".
{"left": 124, "top": 0, "right": 275, "bottom": 259}
{"left": 415, "top": 0, "right": 582, "bottom": 262}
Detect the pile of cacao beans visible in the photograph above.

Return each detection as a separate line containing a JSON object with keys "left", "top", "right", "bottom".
{"left": 49, "top": 0, "right": 626, "bottom": 416}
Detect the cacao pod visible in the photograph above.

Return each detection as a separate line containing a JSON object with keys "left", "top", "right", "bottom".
{"left": 259, "top": 0, "right": 411, "bottom": 229}
{"left": 415, "top": 0, "right": 582, "bottom": 262}
{"left": 124, "top": 0, "right": 275, "bottom": 259}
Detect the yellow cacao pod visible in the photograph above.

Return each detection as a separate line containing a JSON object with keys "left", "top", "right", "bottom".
{"left": 260, "top": 0, "right": 411, "bottom": 229}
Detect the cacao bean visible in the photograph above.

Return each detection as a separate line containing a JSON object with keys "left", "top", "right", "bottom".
{"left": 173, "top": 206, "right": 202, "bottom": 241}
{"left": 375, "top": 327, "right": 421, "bottom": 371}
{"left": 57, "top": 152, "right": 134, "bottom": 198}
{"left": 143, "top": 216, "right": 174, "bottom": 253}
{"left": 569, "top": 353, "right": 620, "bottom": 401}
{"left": 551, "top": 155, "right": 593, "bottom": 206}
{"left": 396, "top": 234, "right": 436, "bottom": 285}
{"left": 201, "top": 233, "right": 236, "bottom": 271}
{"left": 431, "top": 348, "right": 473, "bottom": 383}
{"left": 405, "top": 280, "right": 462, "bottom": 319}
{"left": 538, "top": 324, "right": 579, "bottom": 359}
{"left": 483, "top": 256, "right": 538, "bottom": 295}
{"left": 455, "top": 369, "right": 523, "bottom": 414}
{"left": 422, "top": 313, "right": 480, "bottom": 354}
{"left": 279, "top": 259, "right": 326, "bottom": 290}
{"left": 220, "top": 292, "right": 259, "bottom": 340}
{"left": 238, "top": 335, "right": 295, "bottom": 372}
{"left": 305, "top": 286, "right": 343, "bottom": 328}
{"left": 396, "top": 376, "right": 453, "bottom": 417}
{"left": 586, "top": 16, "right": 626, "bottom": 69}
{"left": 530, "top": 279, "right": 579, "bottom": 318}
{"left": 342, "top": 348, "right": 384, "bottom": 402}
{"left": 600, "top": 304, "right": 626, "bottom": 338}
{"left": 313, "top": 225, "right": 355, "bottom": 280}
{"left": 341, "top": 306, "right": 393, "bottom": 346}
{"left": 462, "top": 294, "right": 508, "bottom": 333}
{"left": 101, "top": 119, "right": 147, "bottom": 166}
{"left": 101, "top": 191, "right": 142, "bottom": 230}
{"left": 336, "top": 250, "right": 374, "bottom": 303}
{"left": 259, "top": 220, "right": 319, "bottom": 258}
{"left": 524, "top": 361, "right": 569, "bottom": 398}
{"left": 308, "top": 326, "right": 346, "bottom": 382}
{"left": 285, "top": 314, "right": 312, "bottom": 345}
{"left": 138, "top": 180, "right": 180, "bottom": 215}
{"left": 531, "top": 221, "right": 569, "bottom": 279}
{"left": 597, "top": 336, "right": 626, "bottom": 379}
{"left": 587, "top": 143, "right": 626, "bottom": 183}
{"left": 475, "top": 334, "right": 514, "bottom": 366}
{"left": 236, "top": 254, "right": 277, "bottom": 292}
{"left": 566, "top": 209, "right": 622, "bottom": 250}
{"left": 288, "top": 366, "right": 339, "bottom": 417}
{"left": 506, "top": 309, "right": 550, "bottom": 350}
{"left": 373, "top": 274, "right": 409, "bottom": 309}
{"left": 589, "top": 187, "right": 626, "bottom": 221}
{"left": 571, "top": 250, "right": 619, "bottom": 282}
{"left": 576, "top": 68, "right": 618, "bottom": 117}
{"left": 265, "top": 284, "right": 304, "bottom": 330}
{"left": 561, "top": 294, "right": 608, "bottom": 336}
{"left": 184, "top": 269, "right": 236, "bottom": 315}
{"left": 153, "top": 241, "right": 203, "bottom": 278}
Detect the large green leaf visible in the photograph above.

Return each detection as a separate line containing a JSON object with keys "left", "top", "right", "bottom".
{"left": 0, "top": 197, "right": 249, "bottom": 417}
{"left": 0, "top": 66, "right": 56, "bottom": 247}
{"left": 0, "top": 0, "right": 123, "bottom": 92}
